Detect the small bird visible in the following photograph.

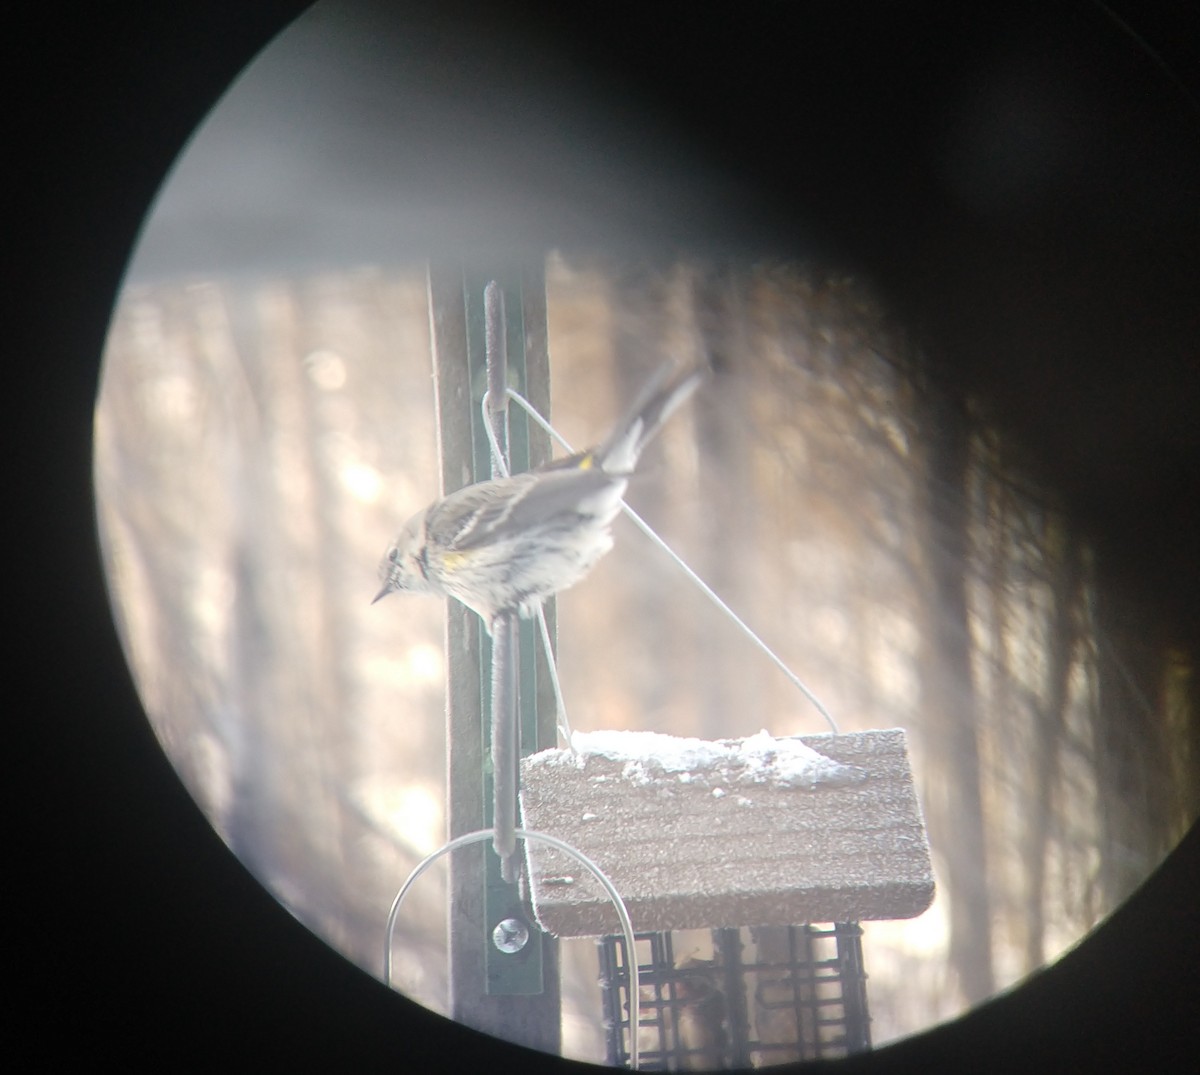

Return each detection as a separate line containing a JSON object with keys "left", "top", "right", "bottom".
{"left": 672, "top": 956, "right": 728, "bottom": 1071}
{"left": 373, "top": 363, "right": 703, "bottom": 632}
{"left": 636, "top": 954, "right": 728, "bottom": 1071}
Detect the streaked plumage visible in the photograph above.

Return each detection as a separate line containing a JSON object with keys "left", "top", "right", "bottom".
{"left": 374, "top": 363, "right": 703, "bottom": 630}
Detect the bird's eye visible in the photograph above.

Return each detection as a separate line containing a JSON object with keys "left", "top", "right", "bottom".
{"left": 388, "top": 547, "right": 400, "bottom": 563}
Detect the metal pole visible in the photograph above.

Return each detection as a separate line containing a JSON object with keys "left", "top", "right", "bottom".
{"left": 484, "top": 280, "right": 510, "bottom": 472}
{"left": 489, "top": 610, "right": 519, "bottom": 872}
{"left": 484, "top": 280, "right": 521, "bottom": 882}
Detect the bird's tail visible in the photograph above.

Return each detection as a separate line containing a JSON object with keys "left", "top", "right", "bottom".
{"left": 594, "top": 362, "right": 705, "bottom": 474}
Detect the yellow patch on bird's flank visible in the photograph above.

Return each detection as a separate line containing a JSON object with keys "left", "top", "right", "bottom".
{"left": 442, "top": 551, "right": 467, "bottom": 569}
{"left": 577, "top": 453, "right": 594, "bottom": 470}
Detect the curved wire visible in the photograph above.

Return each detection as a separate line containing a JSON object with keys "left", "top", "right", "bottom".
{"left": 384, "top": 827, "right": 641, "bottom": 1070}
{"left": 481, "top": 388, "right": 574, "bottom": 747}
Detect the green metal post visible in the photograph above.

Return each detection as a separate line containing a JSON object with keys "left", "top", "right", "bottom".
{"left": 428, "top": 262, "right": 560, "bottom": 1051}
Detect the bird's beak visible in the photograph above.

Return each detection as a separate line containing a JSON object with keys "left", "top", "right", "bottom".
{"left": 371, "top": 584, "right": 392, "bottom": 605}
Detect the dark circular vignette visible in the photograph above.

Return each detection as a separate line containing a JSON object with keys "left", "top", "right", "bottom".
{"left": 13, "top": 0, "right": 1200, "bottom": 1070}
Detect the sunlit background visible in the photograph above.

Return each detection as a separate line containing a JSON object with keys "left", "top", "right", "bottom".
{"left": 91, "top": 0, "right": 1198, "bottom": 1067}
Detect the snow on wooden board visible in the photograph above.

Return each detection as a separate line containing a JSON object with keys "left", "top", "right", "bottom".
{"left": 519, "top": 728, "right": 934, "bottom": 937}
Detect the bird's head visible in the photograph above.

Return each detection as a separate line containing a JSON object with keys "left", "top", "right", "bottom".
{"left": 373, "top": 510, "right": 432, "bottom": 604}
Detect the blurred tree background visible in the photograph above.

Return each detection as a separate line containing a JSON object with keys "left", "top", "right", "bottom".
{"left": 94, "top": 254, "right": 1198, "bottom": 1060}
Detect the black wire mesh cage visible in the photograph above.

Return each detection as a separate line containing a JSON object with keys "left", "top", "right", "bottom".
{"left": 597, "top": 924, "right": 871, "bottom": 1070}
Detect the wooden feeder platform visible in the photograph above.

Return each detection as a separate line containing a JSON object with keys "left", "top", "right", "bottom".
{"left": 519, "top": 728, "right": 934, "bottom": 937}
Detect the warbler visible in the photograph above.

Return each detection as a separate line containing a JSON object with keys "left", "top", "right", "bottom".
{"left": 373, "top": 363, "right": 703, "bottom": 632}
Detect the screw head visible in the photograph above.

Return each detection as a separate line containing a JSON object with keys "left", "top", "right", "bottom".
{"left": 492, "top": 917, "right": 530, "bottom": 953}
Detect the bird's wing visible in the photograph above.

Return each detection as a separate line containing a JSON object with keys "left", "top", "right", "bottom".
{"left": 438, "top": 467, "right": 615, "bottom": 552}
